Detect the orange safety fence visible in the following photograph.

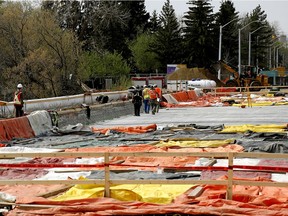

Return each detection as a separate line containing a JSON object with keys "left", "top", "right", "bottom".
{"left": 91, "top": 124, "right": 157, "bottom": 134}
{"left": 0, "top": 116, "right": 35, "bottom": 141}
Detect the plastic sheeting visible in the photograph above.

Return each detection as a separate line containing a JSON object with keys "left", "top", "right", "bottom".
{"left": 91, "top": 124, "right": 157, "bottom": 134}
{"left": 52, "top": 178, "right": 194, "bottom": 204}
{"left": 233, "top": 101, "right": 288, "bottom": 107}
{"left": 220, "top": 124, "right": 287, "bottom": 133}
{"left": 7, "top": 182, "right": 288, "bottom": 216}
{"left": 0, "top": 116, "right": 35, "bottom": 141}
{"left": 155, "top": 139, "right": 235, "bottom": 148}
{"left": 27, "top": 110, "right": 52, "bottom": 136}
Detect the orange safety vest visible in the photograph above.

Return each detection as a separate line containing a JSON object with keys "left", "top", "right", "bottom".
{"left": 149, "top": 89, "right": 158, "bottom": 100}
{"left": 155, "top": 87, "right": 162, "bottom": 98}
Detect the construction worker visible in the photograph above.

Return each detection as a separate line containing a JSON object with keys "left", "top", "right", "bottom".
{"left": 149, "top": 85, "right": 159, "bottom": 115}
{"left": 13, "top": 83, "right": 24, "bottom": 117}
{"left": 142, "top": 85, "right": 150, "bottom": 113}
{"left": 154, "top": 84, "right": 162, "bottom": 113}
{"left": 132, "top": 91, "right": 143, "bottom": 116}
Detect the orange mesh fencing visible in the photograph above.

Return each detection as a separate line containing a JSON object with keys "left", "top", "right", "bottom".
{"left": 0, "top": 116, "right": 35, "bottom": 141}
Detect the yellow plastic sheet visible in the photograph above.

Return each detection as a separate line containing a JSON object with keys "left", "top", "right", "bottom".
{"left": 52, "top": 181, "right": 194, "bottom": 204}
{"left": 220, "top": 124, "right": 287, "bottom": 133}
{"left": 233, "top": 101, "right": 288, "bottom": 107}
{"left": 155, "top": 139, "right": 235, "bottom": 148}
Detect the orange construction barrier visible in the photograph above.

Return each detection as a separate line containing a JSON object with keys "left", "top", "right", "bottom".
{"left": 187, "top": 90, "right": 198, "bottom": 101}
{"left": 171, "top": 91, "right": 189, "bottom": 102}
{"left": 0, "top": 116, "right": 35, "bottom": 141}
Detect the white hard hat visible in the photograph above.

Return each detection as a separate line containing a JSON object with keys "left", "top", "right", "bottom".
{"left": 17, "top": 83, "right": 23, "bottom": 89}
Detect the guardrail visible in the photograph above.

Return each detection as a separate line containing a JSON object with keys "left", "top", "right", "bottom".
{"left": 0, "top": 151, "right": 287, "bottom": 200}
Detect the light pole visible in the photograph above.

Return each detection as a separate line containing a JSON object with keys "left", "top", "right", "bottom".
{"left": 276, "top": 44, "right": 284, "bottom": 67}
{"left": 238, "top": 20, "right": 260, "bottom": 75}
{"left": 218, "top": 17, "right": 238, "bottom": 79}
{"left": 269, "top": 37, "right": 280, "bottom": 69}
{"left": 248, "top": 26, "right": 266, "bottom": 65}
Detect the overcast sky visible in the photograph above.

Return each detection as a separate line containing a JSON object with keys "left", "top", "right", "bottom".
{"left": 145, "top": 0, "right": 288, "bottom": 36}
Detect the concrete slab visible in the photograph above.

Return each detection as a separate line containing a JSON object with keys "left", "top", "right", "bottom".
{"left": 95, "top": 105, "right": 288, "bottom": 127}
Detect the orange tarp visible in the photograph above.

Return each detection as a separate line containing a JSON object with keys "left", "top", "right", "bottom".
{"left": 0, "top": 116, "right": 35, "bottom": 141}
{"left": 7, "top": 187, "right": 288, "bottom": 215}
{"left": 66, "top": 144, "right": 244, "bottom": 171}
{"left": 91, "top": 124, "right": 157, "bottom": 134}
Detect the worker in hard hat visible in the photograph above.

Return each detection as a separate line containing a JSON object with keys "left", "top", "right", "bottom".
{"left": 154, "top": 84, "right": 162, "bottom": 113}
{"left": 149, "top": 85, "right": 159, "bottom": 115}
{"left": 132, "top": 90, "right": 143, "bottom": 116}
{"left": 13, "top": 84, "right": 24, "bottom": 117}
{"left": 142, "top": 85, "right": 150, "bottom": 113}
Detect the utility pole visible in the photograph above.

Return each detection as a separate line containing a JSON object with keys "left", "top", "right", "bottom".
{"left": 218, "top": 18, "right": 238, "bottom": 79}
{"left": 238, "top": 20, "right": 261, "bottom": 75}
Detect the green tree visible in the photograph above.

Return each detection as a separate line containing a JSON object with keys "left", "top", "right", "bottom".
{"left": 0, "top": 3, "right": 82, "bottom": 99}
{"left": 120, "top": 0, "right": 150, "bottom": 40}
{"left": 183, "top": 0, "right": 216, "bottom": 67}
{"left": 78, "top": 51, "right": 131, "bottom": 89}
{"left": 245, "top": 5, "right": 273, "bottom": 68}
{"left": 150, "top": 0, "right": 183, "bottom": 72}
{"left": 129, "top": 33, "right": 161, "bottom": 73}
{"left": 215, "top": 0, "right": 239, "bottom": 65}
{"left": 148, "top": 10, "right": 161, "bottom": 33}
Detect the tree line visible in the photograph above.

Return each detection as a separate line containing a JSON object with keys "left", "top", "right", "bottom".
{"left": 0, "top": 0, "right": 286, "bottom": 100}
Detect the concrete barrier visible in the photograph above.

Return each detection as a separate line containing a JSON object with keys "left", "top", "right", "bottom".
{"left": 0, "top": 91, "right": 128, "bottom": 118}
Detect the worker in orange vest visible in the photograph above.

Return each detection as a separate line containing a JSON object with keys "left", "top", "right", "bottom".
{"left": 149, "top": 85, "right": 159, "bottom": 115}
{"left": 13, "top": 83, "right": 24, "bottom": 117}
{"left": 154, "top": 84, "right": 162, "bottom": 113}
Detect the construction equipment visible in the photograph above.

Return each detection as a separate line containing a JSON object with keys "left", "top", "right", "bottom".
{"left": 216, "top": 60, "right": 269, "bottom": 88}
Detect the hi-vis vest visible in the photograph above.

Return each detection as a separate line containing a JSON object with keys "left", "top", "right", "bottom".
{"left": 143, "top": 88, "right": 150, "bottom": 99}
{"left": 14, "top": 91, "right": 22, "bottom": 105}
{"left": 149, "top": 89, "right": 158, "bottom": 100}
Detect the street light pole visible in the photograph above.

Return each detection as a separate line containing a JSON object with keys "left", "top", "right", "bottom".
{"left": 276, "top": 44, "right": 284, "bottom": 67}
{"left": 248, "top": 26, "right": 266, "bottom": 65}
{"left": 218, "top": 17, "right": 238, "bottom": 79}
{"left": 269, "top": 37, "right": 280, "bottom": 69}
{"left": 238, "top": 20, "right": 260, "bottom": 75}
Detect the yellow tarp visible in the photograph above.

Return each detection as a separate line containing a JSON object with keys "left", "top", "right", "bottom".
{"left": 219, "top": 124, "right": 287, "bottom": 133}
{"left": 155, "top": 139, "right": 235, "bottom": 148}
{"left": 52, "top": 180, "right": 194, "bottom": 204}
{"left": 233, "top": 102, "right": 288, "bottom": 107}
